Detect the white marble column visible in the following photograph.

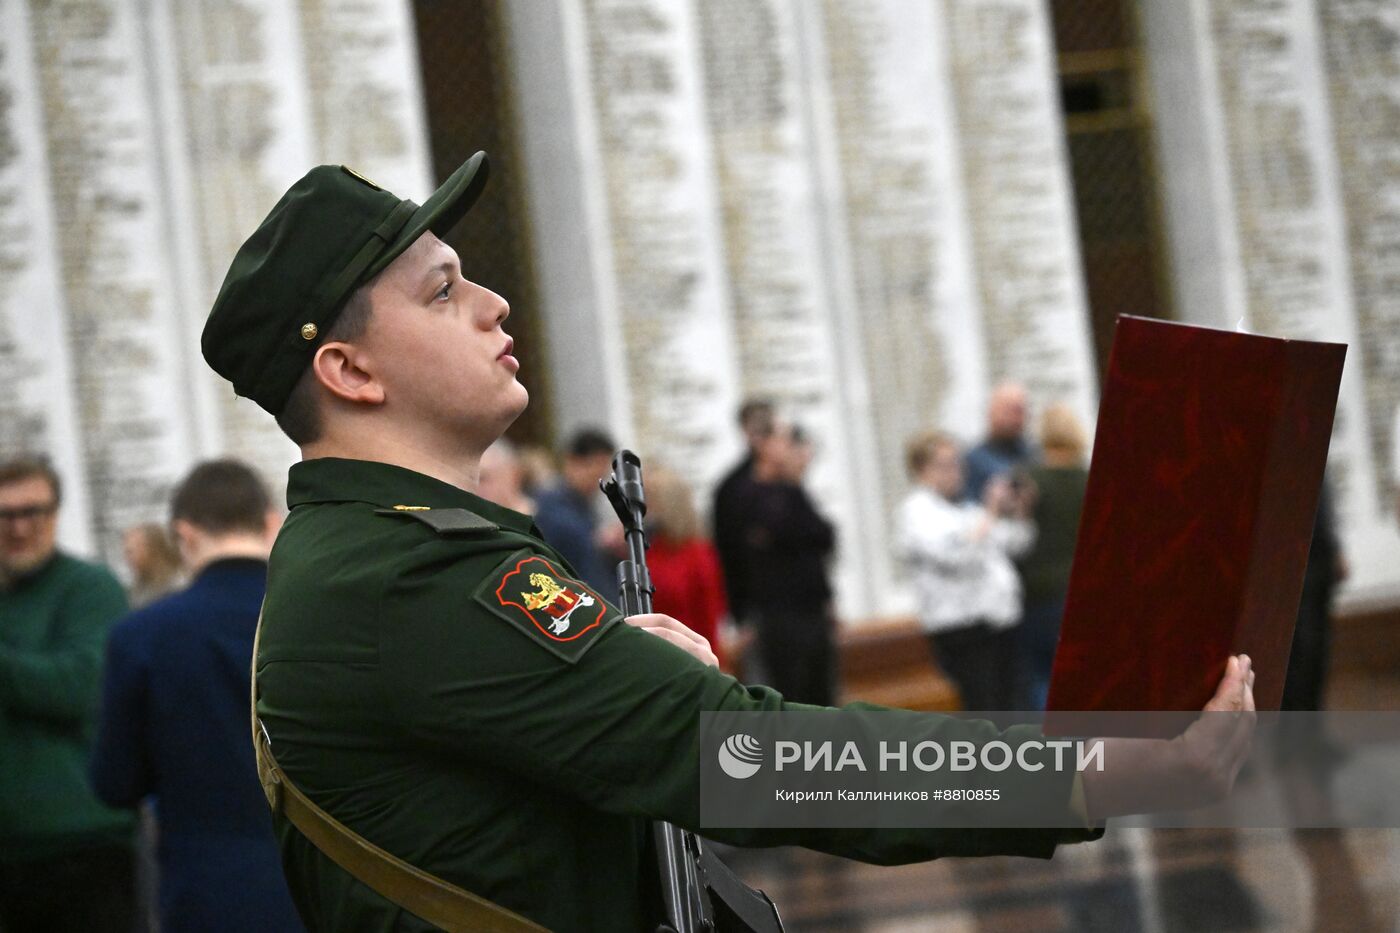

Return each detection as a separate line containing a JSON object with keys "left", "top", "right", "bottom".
{"left": 0, "top": 0, "right": 95, "bottom": 555}
{"left": 506, "top": 0, "right": 1100, "bottom": 618}
{"left": 3, "top": 0, "right": 436, "bottom": 562}
{"left": 26, "top": 0, "right": 201, "bottom": 560}
{"left": 1144, "top": 0, "right": 1400, "bottom": 606}
{"left": 507, "top": 0, "right": 744, "bottom": 492}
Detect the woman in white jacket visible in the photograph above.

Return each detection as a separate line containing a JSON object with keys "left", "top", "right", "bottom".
{"left": 896, "top": 430, "right": 1035, "bottom": 712}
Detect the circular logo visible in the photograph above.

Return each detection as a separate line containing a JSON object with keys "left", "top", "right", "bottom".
{"left": 718, "top": 733, "right": 763, "bottom": 780}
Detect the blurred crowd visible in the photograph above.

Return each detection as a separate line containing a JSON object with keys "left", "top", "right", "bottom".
{"left": 512, "top": 385, "right": 1098, "bottom": 715}
{"left": 0, "top": 381, "right": 1358, "bottom": 931}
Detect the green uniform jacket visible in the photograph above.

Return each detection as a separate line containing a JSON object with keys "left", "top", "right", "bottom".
{"left": 0, "top": 552, "right": 135, "bottom": 860}
{"left": 258, "top": 459, "right": 1100, "bottom": 932}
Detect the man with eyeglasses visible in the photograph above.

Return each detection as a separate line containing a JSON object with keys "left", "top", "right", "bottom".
{"left": 0, "top": 456, "right": 135, "bottom": 932}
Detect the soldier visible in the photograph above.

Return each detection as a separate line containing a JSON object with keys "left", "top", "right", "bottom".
{"left": 201, "top": 153, "right": 1256, "bottom": 932}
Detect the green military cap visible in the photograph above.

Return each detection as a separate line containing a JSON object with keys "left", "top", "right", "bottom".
{"left": 202, "top": 152, "right": 490, "bottom": 415}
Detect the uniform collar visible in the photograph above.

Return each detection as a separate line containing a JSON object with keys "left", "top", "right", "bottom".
{"left": 286, "top": 457, "right": 535, "bottom": 533}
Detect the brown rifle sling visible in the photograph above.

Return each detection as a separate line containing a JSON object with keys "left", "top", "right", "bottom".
{"left": 251, "top": 610, "right": 548, "bottom": 933}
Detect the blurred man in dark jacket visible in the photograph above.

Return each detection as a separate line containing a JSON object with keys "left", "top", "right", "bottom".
{"left": 964, "top": 382, "right": 1036, "bottom": 502}
{"left": 1281, "top": 480, "right": 1347, "bottom": 715}
{"left": 90, "top": 460, "right": 303, "bottom": 932}
{"left": 736, "top": 422, "right": 837, "bottom": 705}
{"left": 533, "top": 428, "right": 619, "bottom": 596}
{"left": 711, "top": 399, "right": 774, "bottom": 624}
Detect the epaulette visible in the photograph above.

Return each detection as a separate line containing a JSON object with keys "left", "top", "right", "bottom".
{"left": 373, "top": 506, "right": 499, "bottom": 535}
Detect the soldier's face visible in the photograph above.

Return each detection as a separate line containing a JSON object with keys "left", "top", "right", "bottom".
{"left": 365, "top": 232, "right": 528, "bottom": 443}
{"left": 0, "top": 476, "right": 60, "bottom": 577}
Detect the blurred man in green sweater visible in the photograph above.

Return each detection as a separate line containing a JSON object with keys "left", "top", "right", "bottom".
{"left": 0, "top": 457, "right": 134, "bottom": 932}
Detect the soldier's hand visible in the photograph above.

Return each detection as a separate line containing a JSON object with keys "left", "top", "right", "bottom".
{"left": 626, "top": 613, "right": 719, "bottom": 668}
{"left": 1174, "top": 653, "right": 1257, "bottom": 802}
{"left": 1081, "top": 654, "right": 1256, "bottom": 821}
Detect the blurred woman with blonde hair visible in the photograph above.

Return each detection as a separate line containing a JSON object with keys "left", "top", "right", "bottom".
{"left": 122, "top": 523, "right": 184, "bottom": 608}
{"left": 1020, "top": 402, "right": 1091, "bottom": 709}
{"left": 643, "top": 465, "right": 728, "bottom": 669}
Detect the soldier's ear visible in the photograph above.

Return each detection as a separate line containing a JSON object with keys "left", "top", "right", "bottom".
{"left": 311, "top": 342, "right": 386, "bottom": 407}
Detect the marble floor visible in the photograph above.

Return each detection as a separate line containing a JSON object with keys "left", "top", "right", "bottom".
{"left": 719, "top": 669, "right": 1400, "bottom": 932}
{"left": 724, "top": 826, "right": 1399, "bottom": 932}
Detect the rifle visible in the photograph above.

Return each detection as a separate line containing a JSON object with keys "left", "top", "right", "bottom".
{"left": 601, "top": 450, "right": 784, "bottom": 933}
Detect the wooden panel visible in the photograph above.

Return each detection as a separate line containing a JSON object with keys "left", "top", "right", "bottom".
{"left": 836, "top": 618, "right": 960, "bottom": 711}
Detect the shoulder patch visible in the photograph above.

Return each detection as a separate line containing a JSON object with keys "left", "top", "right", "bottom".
{"left": 374, "top": 507, "right": 498, "bottom": 535}
{"left": 474, "top": 550, "right": 621, "bottom": 663}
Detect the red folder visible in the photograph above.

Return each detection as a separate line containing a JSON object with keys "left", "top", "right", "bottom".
{"left": 1045, "top": 316, "right": 1345, "bottom": 725}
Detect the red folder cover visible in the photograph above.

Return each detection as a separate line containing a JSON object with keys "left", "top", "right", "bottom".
{"left": 1045, "top": 316, "right": 1345, "bottom": 725}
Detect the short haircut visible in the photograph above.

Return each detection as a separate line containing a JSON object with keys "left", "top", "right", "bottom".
{"left": 737, "top": 399, "right": 774, "bottom": 434}
{"left": 169, "top": 459, "right": 271, "bottom": 535}
{"left": 275, "top": 282, "right": 377, "bottom": 446}
{"left": 565, "top": 427, "right": 615, "bottom": 460}
{"left": 0, "top": 455, "right": 62, "bottom": 504}
{"left": 904, "top": 430, "right": 959, "bottom": 479}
